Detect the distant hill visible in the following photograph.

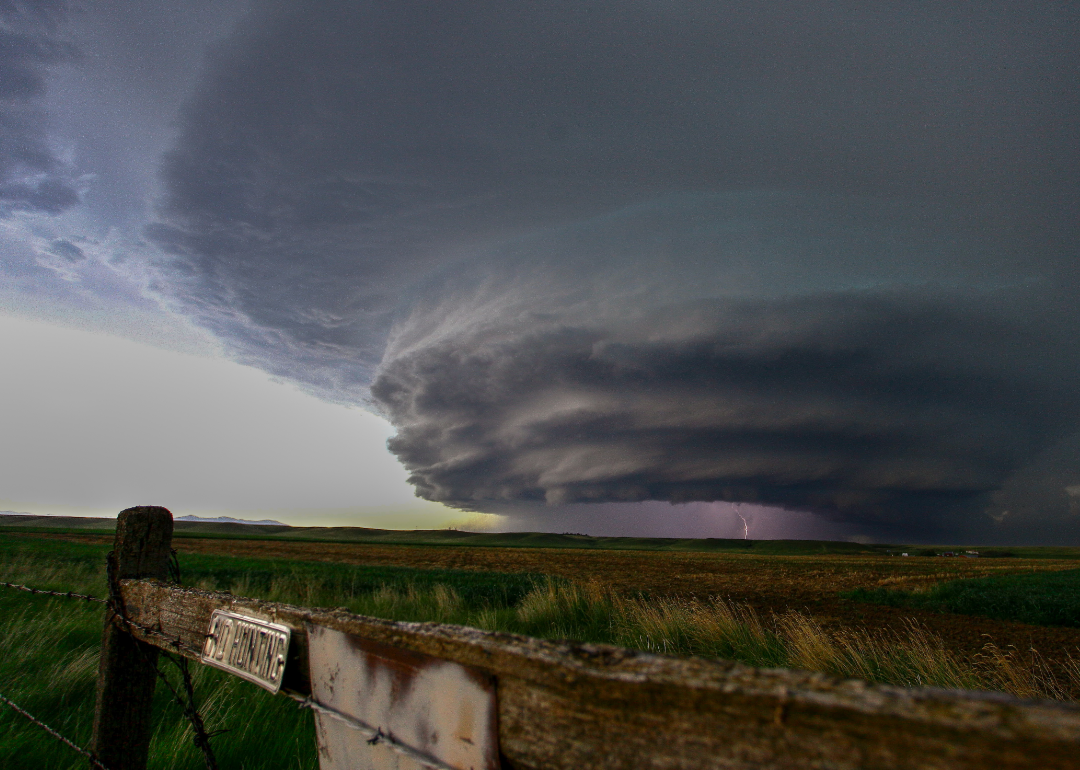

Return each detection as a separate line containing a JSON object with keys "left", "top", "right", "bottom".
{"left": 0, "top": 512, "right": 287, "bottom": 527}
{"left": 0, "top": 512, "right": 293, "bottom": 535}
{"left": 0, "top": 513, "right": 116, "bottom": 530}
{"left": 3, "top": 511, "right": 1080, "bottom": 558}
{"left": 175, "top": 515, "right": 288, "bottom": 526}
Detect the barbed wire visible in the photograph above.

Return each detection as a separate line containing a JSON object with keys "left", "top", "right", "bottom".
{"left": 168, "top": 548, "right": 181, "bottom": 585}
{"left": 106, "top": 598, "right": 206, "bottom": 658}
{"left": 0, "top": 580, "right": 106, "bottom": 603}
{"left": 169, "top": 651, "right": 228, "bottom": 761}
{"left": 3, "top": 553, "right": 220, "bottom": 769}
{"left": 0, "top": 575, "right": 204, "bottom": 656}
{"left": 0, "top": 690, "right": 113, "bottom": 770}
{"left": 287, "top": 693, "right": 462, "bottom": 770}
{"left": 2, "top": 555, "right": 451, "bottom": 770}
{"left": 106, "top": 550, "right": 220, "bottom": 770}
{"left": 150, "top": 652, "right": 223, "bottom": 770}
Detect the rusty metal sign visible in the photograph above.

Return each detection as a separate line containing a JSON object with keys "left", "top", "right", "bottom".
{"left": 201, "top": 609, "right": 291, "bottom": 693}
{"left": 306, "top": 624, "right": 498, "bottom": 770}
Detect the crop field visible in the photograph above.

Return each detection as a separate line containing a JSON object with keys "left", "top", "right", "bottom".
{"left": 3, "top": 527, "right": 1080, "bottom": 768}
{"left": 30, "top": 528, "right": 1080, "bottom": 658}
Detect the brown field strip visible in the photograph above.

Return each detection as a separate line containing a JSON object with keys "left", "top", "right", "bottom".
{"left": 25, "top": 532, "right": 1080, "bottom": 662}
{"left": 178, "top": 537, "right": 1080, "bottom": 662}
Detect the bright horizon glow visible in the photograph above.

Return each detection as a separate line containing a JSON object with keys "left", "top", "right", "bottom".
{"left": 0, "top": 313, "right": 467, "bottom": 529}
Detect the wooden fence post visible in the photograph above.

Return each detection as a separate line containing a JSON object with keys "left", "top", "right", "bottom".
{"left": 90, "top": 506, "right": 174, "bottom": 770}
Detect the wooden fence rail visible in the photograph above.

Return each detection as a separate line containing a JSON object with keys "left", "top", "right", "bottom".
{"left": 83, "top": 507, "right": 1080, "bottom": 769}
{"left": 118, "top": 577, "right": 1080, "bottom": 770}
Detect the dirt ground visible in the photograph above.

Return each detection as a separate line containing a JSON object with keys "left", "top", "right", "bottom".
{"left": 166, "top": 536, "right": 1080, "bottom": 662}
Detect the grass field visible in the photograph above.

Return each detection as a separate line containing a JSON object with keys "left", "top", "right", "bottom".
{"left": 3, "top": 528, "right": 1080, "bottom": 768}
{"left": 845, "top": 569, "right": 1080, "bottom": 628}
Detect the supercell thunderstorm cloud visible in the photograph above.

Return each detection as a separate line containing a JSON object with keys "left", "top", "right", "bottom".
{"left": 25, "top": 2, "right": 1079, "bottom": 541}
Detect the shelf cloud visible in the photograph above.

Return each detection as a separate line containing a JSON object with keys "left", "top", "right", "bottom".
{"left": 147, "top": 2, "right": 1080, "bottom": 541}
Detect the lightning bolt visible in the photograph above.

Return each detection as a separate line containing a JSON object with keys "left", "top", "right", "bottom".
{"left": 736, "top": 505, "right": 749, "bottom": 540}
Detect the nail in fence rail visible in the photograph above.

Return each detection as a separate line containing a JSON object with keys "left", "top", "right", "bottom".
{"left": 90, "top": 506, "right": 174, "bottom": 770}
{"left": 115, "top": 577, "right": 1080, "bottom": 770}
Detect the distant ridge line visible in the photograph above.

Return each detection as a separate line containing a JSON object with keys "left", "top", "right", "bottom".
{"left": 0, "top": 511, "right": 289, "bottom": 527}
{"left": 1, "top": 512, "right": 1077, "bottom": 556}
{"left": 174, "top": 514, "right": 289, "bottom": 526}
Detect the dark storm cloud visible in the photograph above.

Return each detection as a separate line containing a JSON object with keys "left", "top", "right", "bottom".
{"left": 149, "top": 2, "right": 1080, "bottom": 540}
{"left": 0, "top": 0, "right": 79, "bottom": 216}
{"left": 372, "top": 236, "right": 1079, "bottom": 538}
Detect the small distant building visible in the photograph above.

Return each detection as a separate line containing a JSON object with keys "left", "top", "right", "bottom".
{"left": 901, "top": 552, "right": 909, "bottom": 557}
{"left": 941, "top": 551, "right": 956, "bottom": 557}
{"left": 964, "top": 550, "right": 980, "bottom": 557}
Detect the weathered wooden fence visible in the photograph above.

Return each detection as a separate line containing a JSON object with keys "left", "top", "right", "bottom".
{"left": 73, "top": 506, "right": 1079, "bottom": 770}
{"left": 123, "top": 577, "right": 1080, "bottom": 770}
{"left": 5, "top": 505, "right": 1077, "bottom": 768}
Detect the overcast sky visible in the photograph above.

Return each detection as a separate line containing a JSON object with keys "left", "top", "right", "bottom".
{"left": 2, "top": 1, "right": 1077, "bottom": 542}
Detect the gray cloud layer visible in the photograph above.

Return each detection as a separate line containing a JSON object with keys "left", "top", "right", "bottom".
{"left": 148, "top": 2, "right": 1080, "bottom": 541}
{"left": 0, "top": 0, "right": 79, "bottom": 216}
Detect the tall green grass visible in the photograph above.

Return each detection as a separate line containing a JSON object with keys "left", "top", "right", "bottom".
{"left": 0, "top": 544, "right": 318, "bottom": 770}
{"left": 2, "top": 533, "right": 1078, "bottom": 769}
{"left": 177, "top": 552, "right": 544, "bottom": 615}
{"left": 843, "top": 568, "right": 1080, "bottom": 628}
{"left": 502, "top": 579, "right": 1080, "bottom": 700}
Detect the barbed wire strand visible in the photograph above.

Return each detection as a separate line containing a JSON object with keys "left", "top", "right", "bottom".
{"left": 287, "top": 693, "right": 462, "bottom": 770}
{"left": 0, "top": 576, "right": 203, "bottom": 658}
{"left": 0, "top": 577, "right": 202, "bottom": 657}
{"left": 2, "top": 564, "right": 218, "bottom": 768}
{"left": 106, "top": 551, "right": 220, "bottom": 770}
{"left": 136, "top": 546, "right": 244, "bottom": 769}
{"left": 149, "top": 652, "right": 221, "bottom": 770}
{"left": 1, "top": 568, "right": 460, "bottom": 770}
{"left": 0, "top": 690, "right": 113, "bottom": 770}
{"left": 0, "top": 580, "right": 106, "bottom": 603}
{"left": 0, "top": 574, "right": 210, "bottom": 658}
{"left": 168, "top": 548, "right": 181, "bottom": 585}
{"left": 114, "top": 607, "right": 207, "bottom": 657}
